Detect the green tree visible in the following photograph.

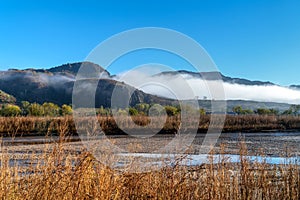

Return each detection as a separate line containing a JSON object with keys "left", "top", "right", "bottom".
{"left": 243, "top": 109, "right": 254, "bottom": 115}
{"left": 164, "top": 106, "right": 178, "bottom": 116}
{"left": 269, "top": 108, "right": 279, "bottom": 115}
{"left": 255, "top": 108, "right": 272, "bottom": 115}
{"left": 282, "top": 109, "right": 292, "bottom": 115}
{"left": 232, "top": 106, "right": 243, "bottom": 115}
{"left": 21, "top": 101, "right": 30, "bottom": 116}
{"left": 61, "top": 104, "right": 72, "bottom": 116}
{"left": 0, "top": 104, "right": 21, "bottom": 116}
{"left": 199, "top": 108, "right": 206, "bottom": 115}
{"left": 135, "top": 103, "right": 150, "bottom": 115}
{"left": 232, "top": 106, "right": 254, "bottom": 115}
{"left": 28, "top": 103, "right": 44, "bottom": 116}
{"left": 43, "top": 102, "right": 60, "bottom": 116}
{"left": 283, "top": 105, "right": 300, "bottom": 116}
{"left": 129, "top": 107, "right": 139, "bottom": 116}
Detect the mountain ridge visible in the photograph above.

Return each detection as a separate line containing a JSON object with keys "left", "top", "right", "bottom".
{"left": 156, "top": 70, "right": 275, "bottom": 86}
{"left": 0, "top": 62, "right": 175, "bottom": 107}
{"left": 3, "top": 62, "right": 293, "bottom": 87}
{"left": 0, "top": 61, "right": 298, "bottom": 108}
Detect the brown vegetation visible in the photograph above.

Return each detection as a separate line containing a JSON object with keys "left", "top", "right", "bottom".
{"left": 0, "top": 116, "right": 299, "bottom": 199}
{"left": 1, "top": 115, "right": 300, "bottom": 137}
{"left": 223, "top": 115, "right": 300, "bottom": 132}
{"left": 0, "top": 141, "right": 299, "bottom": 199}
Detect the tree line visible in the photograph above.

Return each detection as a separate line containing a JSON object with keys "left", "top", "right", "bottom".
{"left": 1, "top": 101, "right": 300, "bottom": 117}
{"left": 232, "top": 105, "right": 300, "bottom": 116}
{"left": 0, "top": 102, "right": 195, "bottom": 117}
{"left": 0, "top": 101, "right": 72, "bottom": 117}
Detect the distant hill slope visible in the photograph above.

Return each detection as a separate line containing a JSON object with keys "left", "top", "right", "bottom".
{"left": 156, "top": 71, "right": 274, "bottom": 86}
{"left": 290, "top": 85, "right": 300, "bottom": 90}
{"left": 0, "top": 62, "right": 174, "bottom": 107}
{"left": 0, "top": 90, "right": 16, "bottom": 104}
{"left": 197, "top": 100, "right": 291, "bottom": 112}
{"left": 47, "top": 62, "right": 110, "bottom": 76}
{"left": 0, "top": 61, "right": 296, "bottom": 110}
{"left": 22, "top": 61, "right": 110, "bottom": 77}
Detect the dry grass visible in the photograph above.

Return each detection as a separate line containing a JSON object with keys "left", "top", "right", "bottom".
{"left": 0, "top": 141, "right": 299, "bottom": 199}
{"left": 0, "top": 116, "right": 76, "bottom": 137}
{"left": 0, "top": 118, "right": 299, "bottom": 199}
{"left": 223, "top": 115, "right": 300, "bottom": 132}
{"left": 1, "top": 115, "right": 300, "bottom": 137}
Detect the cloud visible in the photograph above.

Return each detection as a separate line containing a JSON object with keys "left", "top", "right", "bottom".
{"left": 114, "top": 70, "right": 300, "bottom": 104}
{"left": 221, "top": 83, "right": 300, "bottom": 104}
{"left": 0, "top": 70, "right": 75, "bottom": 87}
{"left": 2, "top": 68, "right": 300, "bottom": 104}
{"left": 38, "top": 73, "right": 75, "bottom": 86}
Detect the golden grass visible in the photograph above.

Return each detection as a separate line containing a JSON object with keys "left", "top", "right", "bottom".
{"left": 0, "top": 115, "right": 300, "bottom": 200}
{"left": 0, "top": 141, "right": 299, "bottom": 199}
{"left": 1, "top": 115, "right": 300, "bottom": 137}
{"left": 0, "top": 116, "right": 299, "bottom": 199}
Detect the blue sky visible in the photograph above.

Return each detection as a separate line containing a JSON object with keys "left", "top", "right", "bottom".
{"left": 0, "top": 0, "right": 299, "bottom": 85}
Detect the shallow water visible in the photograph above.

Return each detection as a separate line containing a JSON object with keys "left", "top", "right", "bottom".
{"left": 1, "top": 132, "right": 299, "bottom": 168}
{"left": 117, "top": 153, "right": 300, "bottom": 167}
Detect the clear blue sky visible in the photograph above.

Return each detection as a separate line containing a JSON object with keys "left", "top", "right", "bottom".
{"left": 0, "top": 0, "right": 299, "bottom": 85}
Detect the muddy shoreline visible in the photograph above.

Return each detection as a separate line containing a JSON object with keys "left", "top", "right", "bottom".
{"left": 2, "top": 131, "right": 300, "bottom": 158}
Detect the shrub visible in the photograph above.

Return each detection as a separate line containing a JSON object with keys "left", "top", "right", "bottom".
{"left": 0, "top": 104, "right": 21, "bottom": 116}
{"left": 28, "top": 103, "right": 44, "bottom": 116}
{"left": 61, "top": 104, "right": 73, "bottom": 116}
{"left": 43, "top": 102, "right": 60, "bottom": 116}
{"left": 129, "top": 107, "right": 139, "bottom": 116}
{"left": 164, "top": 106, "right": 178, "bottom": 116}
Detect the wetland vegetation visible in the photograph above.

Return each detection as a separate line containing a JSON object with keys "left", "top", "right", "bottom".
{"left": 0, "top": 102, "right": 300, "bottom": 199}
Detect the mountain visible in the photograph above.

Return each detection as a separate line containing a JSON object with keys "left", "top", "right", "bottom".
{"left": 71, "top": 78, "right": 176, "bottom": 108}
{"left": 48, "top": 62, "right": 111, "bottom": 77}
{"left": 150, "top": 70, "right": 300, "bottom": 105}
{"left": 0, "top": 62, "right": 174, "bottom": 107}
{"left": 156, "top": 70, "right": 274, "bottom": 86}
{"left": 0, "top": 61, "right": 298, "bottom": 109}
{"left": 290, "top": 85, "right": 300, "bottom": 90}
{"left": 21, "top": 62, "right": 110, "bottom": 76}
{"left": 197, "top": 100, "right": 291, "bottom": 112}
